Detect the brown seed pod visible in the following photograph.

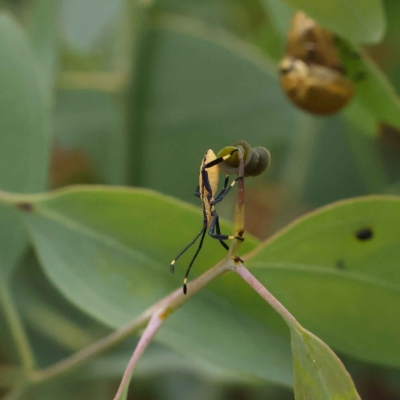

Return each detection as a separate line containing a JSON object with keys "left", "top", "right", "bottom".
{"left": 279, "top": 11, "right": 354, "bottom": 115}
{"left": 279, "top": 56, "right": 354, "bottom": 115}
{"left": 216, "top": 140, "right": 270, "bottom": 177}
{"left": 286, "top": 11, "right": 343, "bottom": 71}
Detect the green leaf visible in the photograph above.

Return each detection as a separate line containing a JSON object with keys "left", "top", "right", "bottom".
{"left": 282, "top": 0, "right": 386, "bottom": 44}
{"left": 290, "top": 325, "right": 360, "bottom": 399}
{"left": 24, "top": 377, "right": 114, "bottom": 400}
{"left": 86, "top": 341, "right": 263, "bottom": 384}
{"left": 337, "top": 39, "right": 400, "bottom": 133}
{"left": 246, "top": 196, "right": 400, "bottom": 367}
{"left": 23, "top": 0, "right": 59, "bottom": 92}
{"left": 59, "top": 0, "right": 120, "bottom": 52}
{"left": 0, "top": 14, "right": 50, "bottom": 282}
{"left": 12, "top": 251, "right": 118, "bottom": 370}
{"left": 261, "top": 0, "right": 293, "bottom": 37}
{"left": 14, "top": 186, "right": 293, "bottom": 386}
{"left": 350, "top": 50, "right": 400, "bottom": 131}
{"left": 342, "top": 121, "right": 387, "bottom": 194}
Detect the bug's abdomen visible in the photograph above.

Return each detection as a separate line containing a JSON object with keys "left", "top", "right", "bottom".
{"left": 200, "top": 149, "right": 219, "bottom": 226}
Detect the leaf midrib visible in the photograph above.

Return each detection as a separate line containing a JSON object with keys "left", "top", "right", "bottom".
{"left": 249, "top": 261, "right": 400, "bottom": 293}
{"left": 32, "top": 204, "right": 165, "bottom": 270}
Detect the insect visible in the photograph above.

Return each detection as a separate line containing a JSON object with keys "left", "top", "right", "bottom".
{"left": 170, "top": 147, "right": 244, "bottom": 294}
{"left": 279, "top": 11, "right": 354, "bottom": 115}
{"left": 170, "top": 141, "right": 270, "bottom": 294}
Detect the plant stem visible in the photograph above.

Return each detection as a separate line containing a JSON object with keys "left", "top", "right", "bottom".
{"left": 28, "top": 309, "right": 151, "bottom": 384}
{"left": 231, "top": 263, "right": 298, "bottom": 327}
{"left": 232, "top": 145, "right": 245, "bottom": 257}
{"left": 2, "top": 383, "right": 27, "bottom": 400}
{"left": 113, "top": 310, "right": 165, "bottom": 400}
{"left": 28, "top": 258, "right": 231, "bottom": 384}
{"left": 0, "top": 366, "right": 23, "bottom": 389}
{"left": 0, "top": 285, "right": 36, "bottom": 373}
{"left": 57, "top": 72, "right": 126, "bottom": 92}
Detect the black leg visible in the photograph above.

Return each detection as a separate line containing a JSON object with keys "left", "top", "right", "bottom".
{"left": 201, "top": 169, "right": 213, "bottom": 198}
{"left": 216, "top": 217, "right": 229, "bottom": 251}
{"left": 208, "top": 212, "right": 244, "bottom": 242}
{"left": 183, "top": 228, "right": 207, "bottom": 294}
{"left": 211, "top": 176, "right": 243, "bottom": 206}
{"left": 214, "top": 213, "right": 244, "bottom": 263}
{"left": 201, "top": 149, "right": 238, "bottom": 171}
{"left": 212, "top": 174, "right": 229, "bottom": 202}
{"left": 194, "top": 185, "right": 200, "bottom": 198}
{"left": 170, "top": 228, "right": 205, "bottom": 273}
{"left": 201, "top": 149, "right": 240, "bottom": 204}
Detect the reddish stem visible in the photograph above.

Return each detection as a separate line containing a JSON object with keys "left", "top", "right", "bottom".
{"left": 113, "top": 311, "right": 165, "bottom": 400}
{"left": 232, "top": 264, "right": 298, "bottom": 326}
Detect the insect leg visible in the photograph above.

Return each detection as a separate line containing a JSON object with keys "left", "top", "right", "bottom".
{"left": 194, "top": 185, "right": 200, "bottom": 198}
{"left": 210, "top": 213, "right": 244, "bottom": 262}
{"left": 208, "top": 212, "right": 244, "bottom": 242}
{"left": 216, "top": 217, "right": 229, "bottom": 251}
{"left": 211, "top": 176, "right": 243, "bottom": 206}
{"left": 183, "top": 228, "right": 207, "bottom": 294}
{"left": 201, "top": 168, "right": 213, "bottom": 199}
{"left": 201, "top": 148, "right": 239, "bottom": 201}
{"left": 170, "top": 228, "right": 205, "bottom": 273}
{"left": 212, "top": 174, "right": 229, "bottom": 202}
{"left": 202, "top": 148, "right": 238, "bottom": 171}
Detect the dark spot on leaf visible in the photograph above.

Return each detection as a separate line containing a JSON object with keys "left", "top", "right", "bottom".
{"left": 16, "top": 202, "right": 33, "bottom": 212}
{"left": 336, "top": 259, "right": 345, "bottom": 270}
{"left": 355, "top": 227, "right": 373, "bottom": 241}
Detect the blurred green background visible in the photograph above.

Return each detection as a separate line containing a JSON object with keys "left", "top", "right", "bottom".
{"left": 0, "top": 0, "right": 400, "bottom": 399}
